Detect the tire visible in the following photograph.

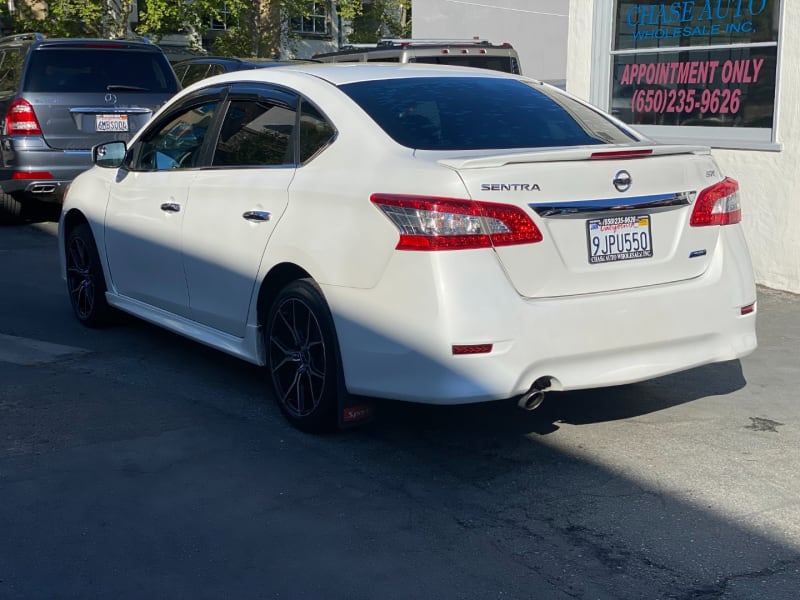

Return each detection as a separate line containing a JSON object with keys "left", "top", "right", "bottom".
{"left": 65, "top": 223, "right": 113, "bottom": 328}
{"left": 0, "top": 191, "right": 23, "bottom": 221}
{"left": 265, "top": 279, "right": 340, "bottom": 433}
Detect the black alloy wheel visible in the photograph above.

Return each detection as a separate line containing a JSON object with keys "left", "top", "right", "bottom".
{"left": 66, "top": 223, "right": 112, "bottom": 327}
{"left": 266, "top": 279, "right": 339, "bottom": 433}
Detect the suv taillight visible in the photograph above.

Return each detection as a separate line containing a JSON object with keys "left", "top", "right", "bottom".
{"left": 5, "top": 99, "right": 43, "bottom": 135}
{"left": 371, "top": 193, "right": 543, "bottom": 251}
{"left": 690, "top": 178, "right": 741, "bottom": 226}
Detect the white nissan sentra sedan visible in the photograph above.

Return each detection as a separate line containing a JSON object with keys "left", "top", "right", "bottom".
{"left": 58, "top": 63, "right": 757, "bottom": 433}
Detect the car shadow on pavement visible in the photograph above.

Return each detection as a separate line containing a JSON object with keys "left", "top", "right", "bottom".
{"left": 363, "top": 359, "right": 746, "bottom": 437}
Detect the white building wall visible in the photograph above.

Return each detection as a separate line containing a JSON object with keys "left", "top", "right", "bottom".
{"left": 412, "top": 0, "right": 570, "bottom": 82}
{"left": 568, "top": 1, "right": 800, "bottom": 294}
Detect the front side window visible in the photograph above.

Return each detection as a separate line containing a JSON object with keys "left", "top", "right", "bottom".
{"left": 181, "top": 64, "right": 211, "bottom": 87}
{"left": 213, "top": 97, "right": 297, "bottom": 167}
{"left": 134, "top": 101, "right": 219, "bottom": 171}
{"left": 340, "top": 77, "right": 636, "bottom": 150}
{"left": 290, "top": 2, "right": 330, "bottom": 36}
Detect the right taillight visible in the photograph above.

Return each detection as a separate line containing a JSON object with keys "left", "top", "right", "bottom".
{"left": 370, "top": 193, "right": 543, "bottom": 251}
{"left": 690, "top": 177, "right": 741, "bottom": 227}
{"left": 5, "top": 98, "right": 43, "bottom": 135}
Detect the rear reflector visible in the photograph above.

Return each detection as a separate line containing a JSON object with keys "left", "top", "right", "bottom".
{"left": 590, "top": 149, "right": 654, "bottom": 160}
{"left": 371, "top": 193, "right": 543, "bottom": 251}
{"left": 452, "top": 344, "right": 493, "bottom": 355}
{"left": 741, "top": 302, "right": 756, "bottom": 316}
{"left": 690, "top": 177, "right": 741, "bottom": 226}
{"left": 12, "top": 171, "right": 53, "bottom": 180}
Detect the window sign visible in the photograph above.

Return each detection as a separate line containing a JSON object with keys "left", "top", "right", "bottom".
{"left": 615, "top": 1, "right": 779, "bottom": 49}
{"left": 609, "top": 1, "right": 781, "bottom": 146}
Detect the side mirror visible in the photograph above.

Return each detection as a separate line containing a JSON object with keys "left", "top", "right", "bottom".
{"left": 93, "top": 141, "right": 127, "bottom": 168}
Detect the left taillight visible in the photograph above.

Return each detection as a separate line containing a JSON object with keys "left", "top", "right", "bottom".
{"left": 690, "top": 177, "right": 742, "bottom": 227}
{"left": 370, "top": 193, "right": 543, "bottom": 251}
{"left": 5, "top": 98, "right": 43, "bottom": 135}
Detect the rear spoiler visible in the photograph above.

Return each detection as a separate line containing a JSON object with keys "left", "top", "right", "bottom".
{"left": 437, "top": 145, "right": 710, "bottom": 170}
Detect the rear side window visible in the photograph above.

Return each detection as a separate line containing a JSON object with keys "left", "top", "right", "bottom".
{"left": 298, "top": 100, "right": 336, "bottom": 162}
{"left": 0, "top": 48, "right": 23, "bottom": 94}
{"left": 340, "top": 77, "right": 637, "bottom": 150}
{"left": 23, "top": 48, "right": 179, "bottom": 94}
{"left": 213, "top": 98, "right": 297, "bottom": 167}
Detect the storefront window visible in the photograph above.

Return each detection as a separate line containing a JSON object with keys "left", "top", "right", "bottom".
{"left": 606, "top": 0, "right": 781, "bottom": 148}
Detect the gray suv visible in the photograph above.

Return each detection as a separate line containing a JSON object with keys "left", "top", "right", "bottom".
{"left": 0, "top": 33, "right": 179, "bottom": 214}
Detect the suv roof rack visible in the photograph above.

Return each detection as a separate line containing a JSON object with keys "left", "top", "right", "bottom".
{"left": 375, "top": 38, "right": 508, "bottom": 48}
{"left": 0, "top": 32, "right": 46, "bottom": 44}
{"left": 110, "top": 34, "right": 155, "bottom": 44}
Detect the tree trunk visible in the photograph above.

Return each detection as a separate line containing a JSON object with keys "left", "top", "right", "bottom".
{"left": 249, "top": 0, "right": 283, "bottom": 58}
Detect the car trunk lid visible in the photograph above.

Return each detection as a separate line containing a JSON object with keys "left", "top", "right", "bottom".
{"left": 437, "top": 145, "right": 725, "bottom": 299}
{"left": 27, "top": 92, "right": 167, "bottom": 149}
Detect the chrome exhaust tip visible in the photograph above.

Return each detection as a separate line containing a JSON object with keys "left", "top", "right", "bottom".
{"left": 517, "top": 377, "right": 552, "bottom": 411}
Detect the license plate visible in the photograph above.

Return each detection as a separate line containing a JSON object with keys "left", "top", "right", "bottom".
{"left": 587, "top": 214, "right": 653, "bottom": 264}
{"left": 95, "top": 114, "right": 129, "bottom": 132}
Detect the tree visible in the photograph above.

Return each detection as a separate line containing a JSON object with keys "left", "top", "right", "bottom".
{"left": 136, "top": 0, "right": 410, "bottom": 58}
{"left": 212, "top": 0, "right": 364, "bottom": 58}
{"left": 347, "top": 0, "right": 411, "bottom": 43}
{"left": 10, "top": 0, "right": 133, "bottom": 38}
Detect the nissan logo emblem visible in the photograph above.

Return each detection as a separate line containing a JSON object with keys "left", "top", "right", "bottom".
{"left": 104, "top": 93, "right": 117, "bottom": 104}
{"left": 613, "top": 170, "right": 632, "bottom": 192}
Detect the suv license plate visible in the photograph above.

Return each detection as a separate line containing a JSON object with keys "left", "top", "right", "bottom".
{"left": 587, "top": 215, "right": 653, "bottom": 264}
{"left": 96, "top": 114, "right": 129, "bottom": 132}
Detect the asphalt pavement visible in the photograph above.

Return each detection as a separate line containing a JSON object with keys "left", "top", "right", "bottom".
{"left": 1, "top": 219, "right": 799, "bottom": 599}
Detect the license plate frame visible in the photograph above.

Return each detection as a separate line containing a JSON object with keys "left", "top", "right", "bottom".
{"left": 586, "top": 214, "right": 653, "bottom": 264}
{"left": 95, "top": 114, "right": 129, "bottom": 133}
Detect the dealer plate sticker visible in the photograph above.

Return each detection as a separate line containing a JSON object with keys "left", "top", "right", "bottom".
{"left": 587, "top": 215, "right": 653, "bottom": 264}
{"left": 96, "top": 114, "right": 129, "bottom": 132}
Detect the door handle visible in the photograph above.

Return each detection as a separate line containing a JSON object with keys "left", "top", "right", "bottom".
{"left": 160, "top": 203, "right": 181, "bottom": 213}
{"left": 242, "top": 210, "right": 272, "bottom": 222}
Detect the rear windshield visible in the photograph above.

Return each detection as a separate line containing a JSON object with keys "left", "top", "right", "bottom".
{"left": 23, "top": 48, "right": 179, "bottom": 94}
{"left": 340, "top": 77, "right": 637, "bottom": 150}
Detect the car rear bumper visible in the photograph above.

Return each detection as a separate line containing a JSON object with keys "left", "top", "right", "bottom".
{"left": 1, "top": 139, "right": 92, "bottom": 203}
{"left": 323, "top": 229, "right": 757, "bottom": 404}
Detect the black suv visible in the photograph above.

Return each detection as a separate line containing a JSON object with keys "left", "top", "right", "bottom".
{"left": 0, "top": 33, "right": 179, "bottom": 214}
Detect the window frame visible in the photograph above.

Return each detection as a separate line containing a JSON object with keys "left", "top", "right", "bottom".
{"left": 290, "top": 1, "right": 331, "bottom": 38}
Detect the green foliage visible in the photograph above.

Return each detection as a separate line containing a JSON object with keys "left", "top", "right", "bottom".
{"left": 11, "top": 0, "right": 112, "bottom": 37}
{"left": 2, "top": 0, "right": 408, "bottom": 47}
{"left": 347, "top": 0, "right": 411, "bottom": 43}
{"left": 211, "top": 26, "right": 252, "bottom": 57}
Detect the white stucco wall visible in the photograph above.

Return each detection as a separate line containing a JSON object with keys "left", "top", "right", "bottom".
{"left": 567, "top": 1, "right": 800, "bottom": 294}
{"left": 412, "top": 0, "right": 570, "bottom": 82}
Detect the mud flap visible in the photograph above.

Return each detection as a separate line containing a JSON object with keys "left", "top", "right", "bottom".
{"left": 336, "top": 364, "right": 375, "bottom": 429}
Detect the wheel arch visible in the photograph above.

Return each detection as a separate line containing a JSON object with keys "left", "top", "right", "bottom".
{"left": 59, "top": 208, "right": 92, "bottom": 277}
{"left": 256, "top": 262, "right": 314, "bottom": 326}
{"left": 61, "top": 207, "right": 91, "bottom": 239}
